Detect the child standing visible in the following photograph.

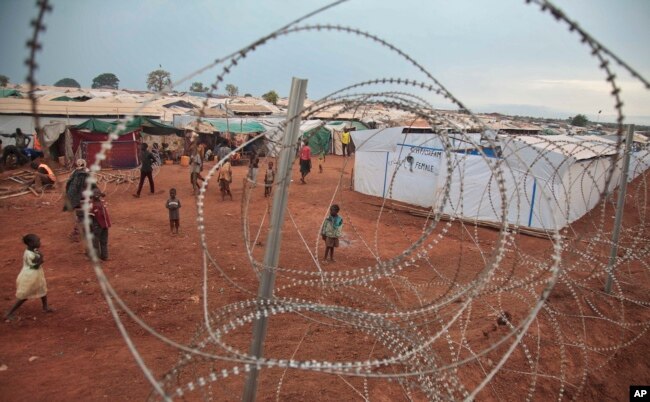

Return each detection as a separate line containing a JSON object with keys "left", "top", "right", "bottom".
{"left": 321, "top": 204, "right": 343, "bottom": 262}
{"left": 248, "top": 153, "right": 260, "bottom": 187}
{"left": 166, "top": 188, "right": 181, "bottom": 234}
{"left": 217, "top": 159, "right": 233, "bottom": 201}
{"left": 264, "top": 161, "right": 275, "bottom": 198}
{"left": 90, "top": 188, "right": 111, "bottom": 261}
{"left": 318, "top": 150, "right": 325, "bottom": 173}
{"left": 5, "top": 234, "right": 53, "bottom": 320}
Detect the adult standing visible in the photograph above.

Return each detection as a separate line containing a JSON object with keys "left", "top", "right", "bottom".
{"left": 133, "top": 143, "right": 156, "bottom": 198}
{"left": 299, "top": 139, "right": 311, "bottom": 184}
{"left": 1, "top": 128, "right": 31, "bottom": 167}
{"left": 341, "top": 129, "right": 351, "bottom": 157}
{"left": 217, "top": 143, "right": 231, "bottom": 161}
{"left": 190, "top": 146, "right": 204, "bottom": 195}
{"left": 247, "top": 152, "right": 260, "bottom": 187}
{"left": 1, "top": 128, "right": 31, "bottom": 152}
{"left": 64, "top": 159, "right": 91, "bottom": 242}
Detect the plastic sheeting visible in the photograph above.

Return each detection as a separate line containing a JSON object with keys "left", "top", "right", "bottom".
{"left": 352, "top": 128, "right": 650, "bottom": 230}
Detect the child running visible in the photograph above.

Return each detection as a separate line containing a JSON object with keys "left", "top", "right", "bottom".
{"left": 264, "top": 161, "right": 275, "bottom": 198}
{"left": 321, "top": 204, "right": 343, "bottom": 262}
{"left": 5, "top": 234, "right": 53, "bottom": 320}
{"left": 166, "top": 188, "right": 181, "bottom": 234}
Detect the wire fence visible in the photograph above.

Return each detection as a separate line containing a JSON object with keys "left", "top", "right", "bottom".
{"left": 19, "top": 0, "right": 650, "bottom": 400}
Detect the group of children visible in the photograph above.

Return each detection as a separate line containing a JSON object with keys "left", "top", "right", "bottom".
{"left": 5, "top": 153, "right": 345, "bottom": 320}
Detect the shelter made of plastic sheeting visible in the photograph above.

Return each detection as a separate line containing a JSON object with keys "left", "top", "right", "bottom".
{"left": 209, "top": 120, "right": 266, "bottom": 133}
{"left": 67, "top": 127, "right": 141, "bottom": 168}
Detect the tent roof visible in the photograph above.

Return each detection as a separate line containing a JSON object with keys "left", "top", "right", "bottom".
{"left": 0, "top": 89, "right": 21, "bottom": 98}
{"left": 184, "top": 120, "right": 216, "bottom": 134}
{"left": 75, "top": 117, "right": 180, "bottom": 136}
{"left": 75, "top": 118, "right": 137, "bottom": 135}
{"left": 0, "top": 98, "right": 161, "bottom": 117}
{"left": 124, "top": 116, "right": 180, "bottom": 136}
{"left": 227, "top": 103, "right": 273, "bottom": 115}
{"left": 503, "top": 134, "right": 617, "bottom": 161}
{"left": 209, "top": 120, "right": 266, "bottom": 133}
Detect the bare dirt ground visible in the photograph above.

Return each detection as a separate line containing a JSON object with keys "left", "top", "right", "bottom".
{"left": 0, "top": 155, "right": 648, "bottom": 401}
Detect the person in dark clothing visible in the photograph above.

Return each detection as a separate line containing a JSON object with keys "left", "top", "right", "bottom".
{"left": 64, "top": 159, "right": 96, "bottom": 242}
{"left": 0, "top": 145, "right": 29, "bottom": 168}
{"left": 1, "top": 128, "right": 31, "bottom": 151}
{"left": 133, "top": 143, "right": 157, "bottom": 197}
{"left": 90, "top": 188, "right": 111, "bottom": 261}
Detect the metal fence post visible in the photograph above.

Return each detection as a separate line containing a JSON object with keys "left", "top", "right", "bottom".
{"left": 604, "top": 124, "right": 635, "bottom": 294}
{"left": 242, "top": 77, "right": 308, "bottom": 401}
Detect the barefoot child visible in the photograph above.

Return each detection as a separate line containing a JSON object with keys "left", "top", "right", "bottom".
{"left": 264, "top": 161, "right": 275, "bottom": 198}
{"left": 5, "top": 234, "right": 53, "bottom": 320}
{"left": 217, "top": 159, "right": 233, "bottom": 201}
{"left": 321, "top": 204, "right": 343, "bottom": 262}
{"left": 166, "top": 188, "right": 181, "bottom": 234}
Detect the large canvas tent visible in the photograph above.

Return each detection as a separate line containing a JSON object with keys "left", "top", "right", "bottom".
{"left": 351, "top": 127, "right": 650, "bottom": 231}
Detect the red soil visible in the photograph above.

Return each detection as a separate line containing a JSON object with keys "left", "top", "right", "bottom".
{"left": 0, "top": 156, "right": 648, "bottom": 401}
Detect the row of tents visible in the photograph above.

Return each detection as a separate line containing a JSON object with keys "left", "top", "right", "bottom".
{"left": 34, "top": 116, "right": 367, "bottom": 168}
{"left": 33, "top": 117, "right": 650, "bottom": 231}
{"left": 351, "top": 127, "right": 650, "bottom": 231}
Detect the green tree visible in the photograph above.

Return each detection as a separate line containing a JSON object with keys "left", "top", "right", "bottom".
{"left": 244, "top": 93, "right": 252, "bottom": 97}
{"left": 225, "top": 84, "right": 239, "bottom": 97}
{"left": 147, "top": 69, "right": 172, "bottom": 92}
{"left": 570, "top": 114, "right": 589, "bottom": 127}
{"left": 92, "top": 73, "right": 119, "bottom": 89}
{"left": 189, "top": 82, "right": 207, "bottom": 92}
{"left": 262, "top": 90, "right": 279, "bottom": 105}
{"left": 0, "top": 74, "right": 8, "bottom": 87}
{"left": 54, "top": 78, "right": 81, "bottom": 88}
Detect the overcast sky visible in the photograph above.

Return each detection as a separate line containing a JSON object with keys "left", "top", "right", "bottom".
{"left": 1, "top": 0, "right": 648, "bottom": 124}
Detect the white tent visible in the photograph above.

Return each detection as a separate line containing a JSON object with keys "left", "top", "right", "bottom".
{"left": 351, "top": 128, "right": 650, "bottom": 230}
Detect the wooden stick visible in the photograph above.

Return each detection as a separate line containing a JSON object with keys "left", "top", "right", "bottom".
{"left": 0, "top": 190, "right": 30, "bottom": 200}
{"left": 27, "top": 186, "right": 40, "bottom": 197}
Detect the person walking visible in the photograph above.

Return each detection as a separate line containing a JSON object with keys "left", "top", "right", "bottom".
{"left": 4, "top": 234, "right": 53, "bottom": 320}
{"left": 299, "top": 139, "right": 311, "bottom": 184}
{"left": 133, "top": 143, "right": 157, "bottom": 197}
{"left": 217, "top": 159, "right": 233, "bottom": 200}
